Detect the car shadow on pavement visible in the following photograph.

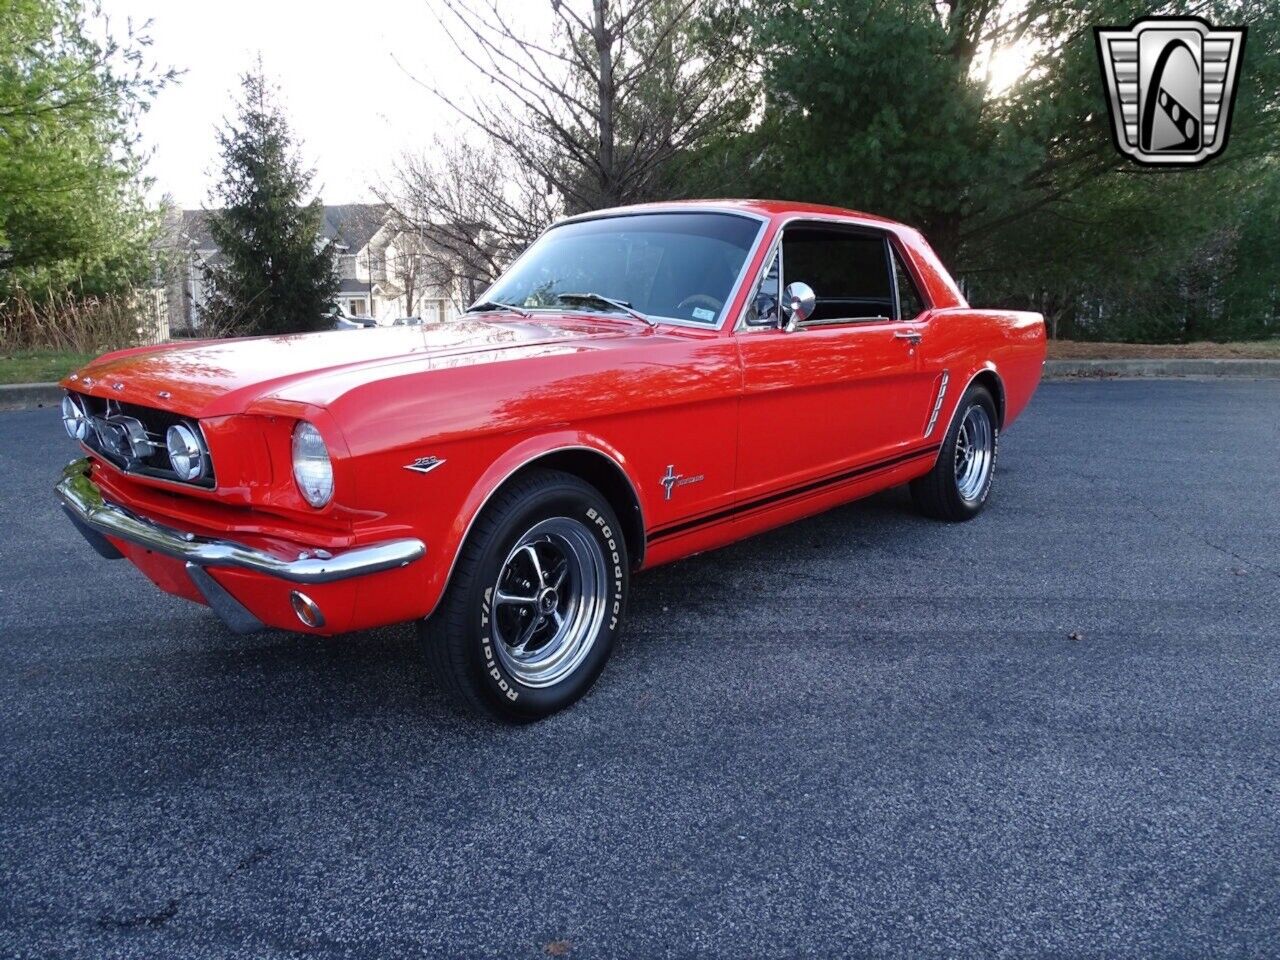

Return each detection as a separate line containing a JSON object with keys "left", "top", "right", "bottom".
{"left": 120, "top": 486, "right": 920, "bottom": 733}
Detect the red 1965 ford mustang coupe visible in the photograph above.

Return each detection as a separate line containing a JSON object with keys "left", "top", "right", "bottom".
{"left": 56, "top": 200, "right": 1045, "bottom": 720}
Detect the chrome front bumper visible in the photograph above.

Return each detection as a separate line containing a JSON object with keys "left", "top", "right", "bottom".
{"left": 56, "top": 459, "right": 426, "bottom": 632}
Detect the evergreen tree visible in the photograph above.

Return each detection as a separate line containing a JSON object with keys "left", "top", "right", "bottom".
{"left": 202, "top": 68, "right": 336, "bottom": 336}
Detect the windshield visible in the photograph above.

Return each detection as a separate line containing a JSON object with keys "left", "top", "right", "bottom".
{"left": 482, "top": 212, "right": 762, "bottom": 326}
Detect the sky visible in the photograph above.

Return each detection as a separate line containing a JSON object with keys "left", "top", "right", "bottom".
{"left": 101, "top": 0, "right": 489, "bottom": 209}
{"left": 103, "top": 1, "right": 1034, "bottom": 211}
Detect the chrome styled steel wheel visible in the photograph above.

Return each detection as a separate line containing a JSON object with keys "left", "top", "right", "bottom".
{"left": 490, "top": 517, "right": 609, "bottom": 688}
{"left": 421, "top": 468, "right": 628, "bottom": 721}
{"left": 954, "top": 403, "right": 994, "bottom": 502}
{"left": 911, "top": 384, "right": 998, "bottom": 522}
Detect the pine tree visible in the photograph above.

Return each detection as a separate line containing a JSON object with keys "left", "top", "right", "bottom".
{"left": 202, "top": 68, "right": 337, "bottom": 336}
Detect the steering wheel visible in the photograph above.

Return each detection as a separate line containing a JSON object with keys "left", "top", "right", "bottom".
{"left": 675, "top": 293, "right": 724, "bottom": 316}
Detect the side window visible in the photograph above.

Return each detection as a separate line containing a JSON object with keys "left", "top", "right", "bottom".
{"left": 745, "top": 248, "right": 781, "bottom": 326}
{"left": 892, "top": 247, "right": 926, "bottom": 320}
{"left": 781, "top": 227, "right": 893, "bottom": 324}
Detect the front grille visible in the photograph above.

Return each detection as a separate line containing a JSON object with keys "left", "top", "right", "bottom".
{"left": 72, "top": 392, "right": 216, "bottom": 488}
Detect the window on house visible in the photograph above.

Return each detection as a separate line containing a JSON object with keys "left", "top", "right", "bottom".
{"left": 349, "top": 298, "right": 368, "bottom": 316}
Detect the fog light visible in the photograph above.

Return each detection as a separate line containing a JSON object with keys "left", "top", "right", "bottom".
{"left": 166, "top": 423, "right": 205, "bottom": 481}
{"left": 61, "top": 394, "right": 90, "bottom": 440}
{"left": 290, "top": 591, "right": 326, "bottom": 628}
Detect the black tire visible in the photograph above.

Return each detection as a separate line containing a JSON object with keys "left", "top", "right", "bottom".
{"left": 419, "top": 469, "right": 628, "bottom": 722}
{"left": 910, "top": 384, "right": 999, "bottom": 522}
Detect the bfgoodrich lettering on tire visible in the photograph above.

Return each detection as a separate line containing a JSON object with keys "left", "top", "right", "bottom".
{"left": 910, "top": 384, "right": 999, "bottom": 522}
{"left": 419, "top": 468, "right": 628, "bottom": 722}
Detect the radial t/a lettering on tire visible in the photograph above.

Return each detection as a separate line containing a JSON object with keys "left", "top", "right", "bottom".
{"left": 420, "top": 468, "right": 628, "bottom": 722}
{"left": 910, "top": 383, "right": 999, "bottom": 522}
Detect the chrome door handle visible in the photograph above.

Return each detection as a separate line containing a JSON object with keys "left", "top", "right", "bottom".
{"left": 894, "top": 330, "right": 923, "bottom": 344}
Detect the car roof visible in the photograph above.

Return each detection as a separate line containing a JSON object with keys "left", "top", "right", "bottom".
{"left": 557, "top": 199, "right": 907, "bottom": 231}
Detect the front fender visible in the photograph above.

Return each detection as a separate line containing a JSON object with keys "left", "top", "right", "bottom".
{"left": 415, "top": 430, "right": 647, "bottom": 619}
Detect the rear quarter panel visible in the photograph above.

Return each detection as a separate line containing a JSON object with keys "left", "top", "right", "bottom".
{"left": 921, "top": 307, "right": 1046, "bottom": 432}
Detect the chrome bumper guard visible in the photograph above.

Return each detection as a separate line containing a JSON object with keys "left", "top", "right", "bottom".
{"left": 56, "top": 459, "right": 426, "bottom": 633}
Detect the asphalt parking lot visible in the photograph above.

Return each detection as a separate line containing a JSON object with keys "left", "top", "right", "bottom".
{"left": 1, "top": 379, "right": 1278, "bottom": 959}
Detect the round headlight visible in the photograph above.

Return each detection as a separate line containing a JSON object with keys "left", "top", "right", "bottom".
{"left": 166, "top": 423, "right": 205, "bottom": 481}
{"left": 292, "top": 421, "right": 334, "bottom": 508}
{"left": 61, "top": 394, "right": 90, "bottom": 441}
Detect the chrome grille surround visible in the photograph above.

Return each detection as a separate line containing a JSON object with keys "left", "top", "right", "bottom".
{"left": 67, "top": 391, "right": 216, "bottom": 488}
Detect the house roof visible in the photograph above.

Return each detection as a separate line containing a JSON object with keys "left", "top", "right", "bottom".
{"left": 322, "top": 204, "right": 391, "bottom": 252}
{"left": 178, "top": 203, "right": 391, "bottom": 254}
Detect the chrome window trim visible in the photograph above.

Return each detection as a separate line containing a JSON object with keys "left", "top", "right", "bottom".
{"left": 793, "top": 315, "right": 896, "bottom": 329}
{"left": 887, "top": 238, "right": 933, "bottom": 320}
{"left": 887, "top": 235, "right": 903, "bottom": 320}
{"left": 734, "top": 233, "right": 785, "bottom": 334}
{"left": 735, "top": 215, "right": 912, "bottom": 334}
{"left": 473, "top": 209, "right": 770, "bottom": 333}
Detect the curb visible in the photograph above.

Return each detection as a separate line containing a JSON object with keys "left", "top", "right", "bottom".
{"left": 0, "top": 382, "right": 62, "bottom": 412}
{"left": 1044, "top": 359, "right": 1280, "bottom": 379}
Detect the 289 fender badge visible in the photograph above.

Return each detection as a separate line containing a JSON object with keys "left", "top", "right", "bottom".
{"left": 404, "top": 456, "right": 446, "bottom": 474}
{"left": 1095, "top": 16, "right": 1246, "bottom": 167}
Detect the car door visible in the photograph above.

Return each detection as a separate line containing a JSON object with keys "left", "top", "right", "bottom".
{"left": 734, "top": 222, "right": 936, "bottom": 504}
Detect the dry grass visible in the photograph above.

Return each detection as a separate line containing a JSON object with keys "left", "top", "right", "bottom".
{"left": 0, "top": 287, "right": 164, "bottom": 355}
{"left": 1047, "top": 339, "right": 1280, "bottom": 360}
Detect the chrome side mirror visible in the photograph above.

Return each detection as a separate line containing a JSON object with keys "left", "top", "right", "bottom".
{"left": 782, "top": 282, "right": 816, "bottom": 331}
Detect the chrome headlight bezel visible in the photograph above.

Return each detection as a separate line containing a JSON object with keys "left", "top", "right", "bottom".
{"left": 166, "top": 423, "right": 206, "bottom": 482}
{"left": 61, "top": 393, "right": 90, "bottom": 441}
{"left": 292, "top": 421, "right": 334, "bottom": 508}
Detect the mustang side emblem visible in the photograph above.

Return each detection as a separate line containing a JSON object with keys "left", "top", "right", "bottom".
{"left": 404, "top": 456, "right": 446, "bottom": 475}
{"left": 660, "top": 464, "right": 704, "bottom": 500}
{"left": 1095, "top": 16, "right": 1246, "bottom": 167}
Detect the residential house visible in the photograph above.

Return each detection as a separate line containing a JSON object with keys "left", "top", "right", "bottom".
{"left": 164, "top": 203, "right": 467, "bottom": 334}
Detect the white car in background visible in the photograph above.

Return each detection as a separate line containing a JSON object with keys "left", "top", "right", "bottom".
{"left": 331, "top": 310, "right": 377, "bottom": 331}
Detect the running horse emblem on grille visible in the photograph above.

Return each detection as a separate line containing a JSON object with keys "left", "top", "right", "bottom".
{"left": 1095, "top": 16, "right": 1246, "bottom": 167}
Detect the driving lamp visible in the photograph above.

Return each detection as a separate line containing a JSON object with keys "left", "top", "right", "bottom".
{"left": 292, "top": 421, "right": 334, "bottom": 508}
{"left": 61, "top": 394, "right": 90, "bottom": 441}
{"left": 166, "top": 423, "right": 206, "bottom": 481}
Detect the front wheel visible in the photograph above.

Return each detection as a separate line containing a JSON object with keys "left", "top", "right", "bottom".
{"left": 419, "top": 469, "right": 628, "bottom": 722}
{"left": 910, "top": 384, "right": 998, "bottom": 522}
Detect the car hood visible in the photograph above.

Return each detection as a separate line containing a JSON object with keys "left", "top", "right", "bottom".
{"left": 63, "top": 315, "right": 637, "bottom": 418}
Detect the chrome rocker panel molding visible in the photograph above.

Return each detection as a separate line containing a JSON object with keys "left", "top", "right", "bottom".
{"left": 56, "top": 459, "right": 426, "bottom": 586}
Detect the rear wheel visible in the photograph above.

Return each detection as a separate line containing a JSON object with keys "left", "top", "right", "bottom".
{"left": 419, "top": 469, "right": 628, "bottom": 722}
{"left": 910, "top": 384, "right": 998, "bottom": 522}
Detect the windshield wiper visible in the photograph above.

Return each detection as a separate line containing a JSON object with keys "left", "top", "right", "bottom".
{"left": 556, "top": 292, "right": 655, "bottom": 327}
{"left": 467, "top": 299, "right": 531, "bottom": 318}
